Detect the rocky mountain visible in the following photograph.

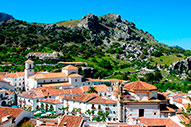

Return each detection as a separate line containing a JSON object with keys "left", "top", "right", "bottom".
{"left": 0, "top": 13, "right": 191, "bottom": 87}
{"left": 0, "top": 12, "right": 14, "bottom": 22}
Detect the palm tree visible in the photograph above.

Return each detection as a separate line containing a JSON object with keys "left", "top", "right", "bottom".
{"left": 88, "top": 87, "right": 97, "bottom": 93}
{"left": 59, "top": 106, "right": 69, "bottom": 115}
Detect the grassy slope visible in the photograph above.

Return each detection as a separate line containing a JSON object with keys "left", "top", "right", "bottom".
{"left": 151, "top": 55, "right": 185, "bottom": 66}
{"left": 56, "top": 20, "right": 79, "bottom": 27}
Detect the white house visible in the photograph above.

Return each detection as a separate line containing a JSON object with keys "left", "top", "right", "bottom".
{"left": 60, "top": 93, "right": 118, "bottom": 122}
{"left": 3, "top": 72, "right": 25, "bottom": 92}
{"left": 0, "top": 89, "right": 15, "bottom": 106}
{"left": 24, "top": 59, "right": 83, "bottom": 90}
{"left": 18, "top": 87, "right": 71, "bottom": 111}
{"left": 0, "top": 107, "right": 34, "bottom": 126}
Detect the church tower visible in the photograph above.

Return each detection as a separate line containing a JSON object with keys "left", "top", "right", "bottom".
{"left": 117, "top": 81, "right": 124, "bottom": 122}
{"left": 24, "top": 59, "right": 34, "bottom": 90}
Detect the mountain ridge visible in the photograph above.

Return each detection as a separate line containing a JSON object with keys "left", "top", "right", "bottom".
{"left": 0, "top": 13, "right": 191, "bottom": 92}
{"left": 0, "top": 12, "right": 14, "bottom": 22}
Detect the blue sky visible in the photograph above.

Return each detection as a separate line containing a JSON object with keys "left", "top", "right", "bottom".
{"left": 1, "top": 0, "right": 191, "bottom": 49}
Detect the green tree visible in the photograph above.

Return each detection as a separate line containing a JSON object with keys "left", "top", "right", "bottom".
{"left": 181, "top": 97, "right": 191, "bottom": 127}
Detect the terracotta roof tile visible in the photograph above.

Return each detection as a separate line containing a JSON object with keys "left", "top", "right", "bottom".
{"left": 4, "top": 72, "right": 24, "bottom": 78}
{"left": 160, "top": 106, "right": 176, "bottom": 113}
{"left": 30, "top": 72, "right": 66, "bottom": 79}
{"left": 88, "top": 97, "right": 117, "bottom": 104}
{"left": 0, "top": 75, "right": 4, "bottom": 79}
{"left": 124, "top": 80, "right": 157, "bottom": 92}
{"left": 40, "top": 98, "right": 62, "bottom": 104}
{"left": 173, "top": 98, "right": 182, "bottom": 104}
{"left": 62, "top": 65, "right": 78, "bottom": 70}
{"left": 70, "top": 88, "right": 83, "bottom": 94}
{"left": 0, "top": 107, "right": 23, "bottom": 123}
{"left": 42, "top": 82, "right": 71, "bottom": 87}
{"left": 138, "top": 117, "right": 180, "bottom": 127}
{"left": 80, "top": 86, "right": 89, "bottom": 92}
{"left": 18, "top": 87, "right": 70, "bottom": 99}
{"left": 93, "top": 85, "right": 109, "bottom": 92}
{"left": 58, "top": 115, "right": 83, "bottom": 127}
{"left": 68, "top": 74, "right": 82, "bottom": 78}
{"left": 25, "top": 59, "right": 34, "bottom": 63}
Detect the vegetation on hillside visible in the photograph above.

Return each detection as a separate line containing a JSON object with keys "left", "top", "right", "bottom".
{"left": 0, "top": 14, "right": 191, "bottom": 92}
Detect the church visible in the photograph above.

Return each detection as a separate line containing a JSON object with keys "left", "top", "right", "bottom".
{"left": 24, "top": 59, "right": 83, "bottom": 91}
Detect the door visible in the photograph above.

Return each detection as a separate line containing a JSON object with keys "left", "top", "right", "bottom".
{"left": 139, "top": 109, "right": 144, "bottom": 117}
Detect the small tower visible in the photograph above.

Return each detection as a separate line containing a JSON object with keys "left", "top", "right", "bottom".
{"left": 24, "top": 59, "right": 34, "bottom": 90}
{"left": 117, "top": 81, "right": 124, "bottom": 122}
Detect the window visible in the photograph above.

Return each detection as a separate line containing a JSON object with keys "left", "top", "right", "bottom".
{"left": 108, "top": 118, "right": 111, "bottom": 121}
{"left": 28, "top": 100, "right": 30, "bottom": 102}
{"left": 113, "top": 105, "right": 115, "bottom": 107}
{"left": 113, "top": 111, "right": 116, "bottom": 114}
{"left": 154, "top": 112, "right": 157, "bottom": 115}
{"left": 105, "top": 93, "right": 106, "bottom": 96}
{"left": 113, "top": 118, "right": 115, "bottom": 121}
{"left": 139, "top": 109, "right": 144, "bottom": 117}
{"left": 75, "top": 79, "right": 77, "bottom": 82}
{"left": 98, "top": 105, "right": 101, "bottom": 109}
{"left": 57, "top": 79, "right": 59, "bottom": 82}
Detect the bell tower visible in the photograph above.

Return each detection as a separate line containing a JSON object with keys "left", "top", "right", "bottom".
{"left": 24, "top": 59, "right": 34, "bottom": 90}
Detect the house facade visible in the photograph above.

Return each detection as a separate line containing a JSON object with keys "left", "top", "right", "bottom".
{"left": 3, "top": 72, "right": 25, "bottom": 92}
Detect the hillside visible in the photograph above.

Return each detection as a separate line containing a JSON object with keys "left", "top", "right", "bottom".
{"left": 0, "top": 13, "right": 191, "bottom": 92}
{"left": 0, "top": 12, "right": 14, "bottom": 22}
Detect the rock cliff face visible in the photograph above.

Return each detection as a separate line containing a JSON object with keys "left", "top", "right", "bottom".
{"left": 0, "top": 12, "right": 14, "bottom": 22}
{"left": 169, "top": 57, "right": 191, "bottom": 72}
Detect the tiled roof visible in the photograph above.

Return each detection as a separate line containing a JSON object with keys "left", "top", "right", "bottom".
{"left": 25, "top": 59, "right": 34, "bottom": 63}
{"left": 60, "top": 93, "right": 98, "bottom": 102}
{"left": 4, "top": 72, "right": 24, "bottom": 78}
{"left": 0, "top": 75, "right": 4, "bottom": 79}
{"left": 0, "top": 107, "right": 23, "bottom": 123}
{"left": 18, "top": 87, "right": 70, "bottom": 99}
{"left": 138, "top": 117, "right": 180, "bottom": 127}
{"left": 173, "top": 98, "right": 182, "bottom": 104}
{"left": 58, "top": 115, "right": 83, "bottom": 127}
{"left": 29, "top": 72, "right": 66, "bottom": 79}
{"left": 160, "top": 106, "right": 176, "bottom": 113}
{"left": 88, "top": 96, "right": 117, "bottom": 104}
{"left": 93, "top": 85, "right": 109, "bottom": 92}
{"left": 68, "top": 74, "right": 82, "bottom": 78}
{"left": 40, "top": 98, "right": 62, "bottom": 104}
{"left": 62, "top": 65, "right": 78, "bottom": 70}
{"left": 42, "top": 82, "right": 71, "bottom": 87}
{"left": 70, "top": 88, "right": 83, "bottom": 94}
{"left": 124, "top": 80, "right": 157, "bottom": 92}
{"left": 80, "top": 86, "right": 90, "bottom": 92}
